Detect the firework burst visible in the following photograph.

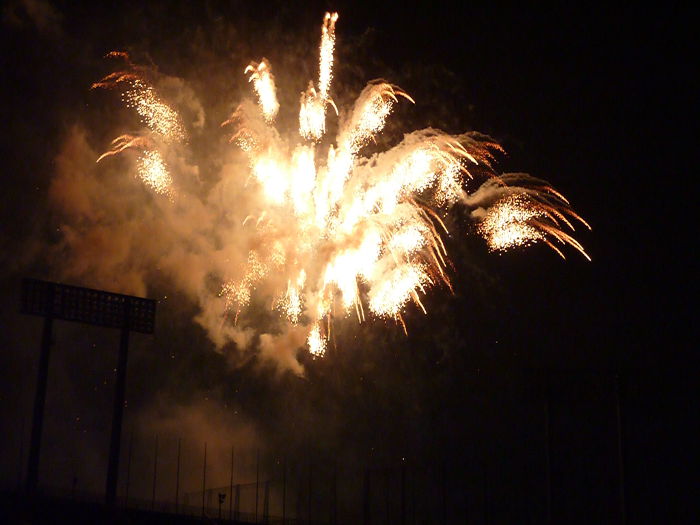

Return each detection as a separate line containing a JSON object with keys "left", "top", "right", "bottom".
{"left": 93, "top": 13, "right": 589, "bottom": 359}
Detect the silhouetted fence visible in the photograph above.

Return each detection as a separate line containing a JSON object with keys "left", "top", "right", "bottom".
{"left": 19, "top": 450, "right": 489, "bottom": 524}
{"left": 7, "top": 372, "right": 635, "bottom": 524}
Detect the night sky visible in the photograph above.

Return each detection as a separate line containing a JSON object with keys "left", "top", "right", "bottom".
{"left": 0, "top": 1, "right": 693, "bottom": 523}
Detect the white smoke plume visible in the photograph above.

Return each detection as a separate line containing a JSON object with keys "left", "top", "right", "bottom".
{"left": 49, "top": 71, "right": 311, "bottom": 374}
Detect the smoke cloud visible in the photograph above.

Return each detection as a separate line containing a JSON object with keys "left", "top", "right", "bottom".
{"left": 48, "top": 60, "right": 315, "bottom": 375}
{"left": 2, "top": 0, "right": 63, "bottom": 37}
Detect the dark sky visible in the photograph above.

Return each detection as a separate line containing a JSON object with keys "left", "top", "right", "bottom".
{"left": 0, "top": 1, "right": 693, "bottom": 522}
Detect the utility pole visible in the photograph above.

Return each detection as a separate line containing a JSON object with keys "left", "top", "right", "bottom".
{"left": 175, "top": 438, "right": 181, "bottom": 514}
{"left": 545, "top": 378, "right": 552, "bottom": 524}
{"left": 106, "top": 300, "right": 131, "bottom": 506}
{"left": 441, "top": 462, "right": 447, "bottom": 525}
{"left": 282, "top": 457, "right": 287, "bottom": 525}
{"left": 263, "top": 481, "right": 270, "bottom": 524}
{"left": 124, "top": 432, "right": 133, "bottom": 508}
{"left": 255, "top": 449, "right": 260, "bottom": 523}
{"left": 202, "top": 442, "right": 207, "bottom": 518}
{"left": 363, "top": 468, "right": 370, "bottom": 525}
{"left": 229, "top": 445, "right": 235, "bottom": 520}
{"left": 400, "top": 461, "right": 406, "bottom": 525}
{"left": 17, "top": 416, "right": 25, "bottom": 491}
{"left": 25, "top": 286, "right": 54, "bottom": 499}
{"left": 234, "top": 484, "right": 241, "bottom": 521}
{"left": 307, "top": 456, "right": 312, "bottom": 525}
{"left": 332, "top": 461, "right": 338, "bottom": 525}
{"left": 151, "top": 435, "right": 158, "bottom": 510}
{"left": 615, "top": 373, "right": 627, "bottom": 525}
{"left": 482, "top": 463, "right": 489, "bottom": 525}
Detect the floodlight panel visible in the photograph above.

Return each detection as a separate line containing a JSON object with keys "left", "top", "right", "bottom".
{"left": 21, "top": 279, "right": 156, "bottom": 333}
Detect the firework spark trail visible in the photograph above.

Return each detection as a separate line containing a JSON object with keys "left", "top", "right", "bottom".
{"left": 122, "top": 80, "right": 186, "bottom": 142}
{"left": 299, "top": 12, "right": 339, "bottom": 141}
{"left": 465, "top": 174, "right": 591, "bottom": 260}
{"left": 93, "top": 53, "right": 185, "bottom": 196}
{"left": 93, "top": 13, "right": 589, "bottom": 362}
{"left": 318, "top": 12, "right": 338, "bottom": 100}
{"left": 245, "top": 59, "right": 279, "bottom": 122}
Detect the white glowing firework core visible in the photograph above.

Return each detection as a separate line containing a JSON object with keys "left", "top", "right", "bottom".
{"left": 307, "top": 324, "right": 326, "bottom": 357}
{"left": 124, "top": 80, "right": 185, "bottom": 142}
{"left": 222, "top": 10, "right": 471, "bottom": 351}
{"left": 136, "top": 150, "right": 173, "bottom": 196}
{"left": 479, "top": 194, "right": 545, "bottom": 251}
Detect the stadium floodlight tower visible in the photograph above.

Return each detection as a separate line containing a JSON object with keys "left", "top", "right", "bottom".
{"left": 21, "top": 278, "right": 156, "bottom": 507}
